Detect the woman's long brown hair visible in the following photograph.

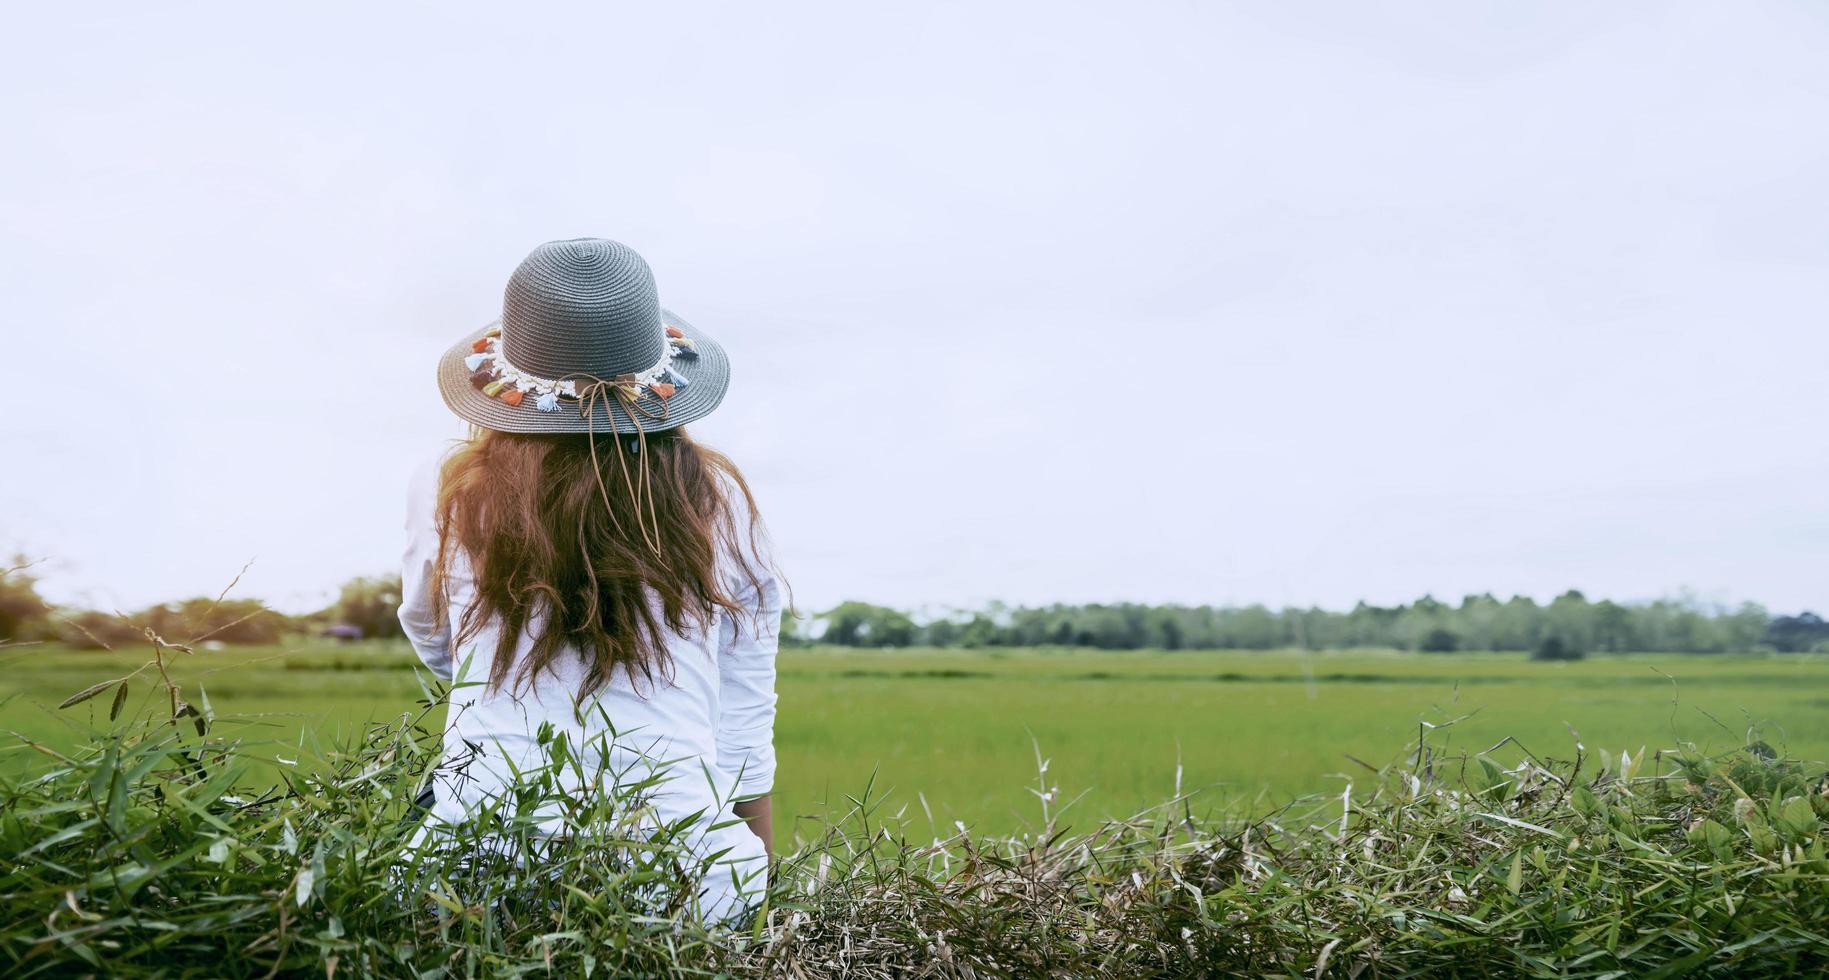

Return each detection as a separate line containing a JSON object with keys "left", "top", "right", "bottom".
{"left": 431, "top": 427, "right": 768, "bottom": 700}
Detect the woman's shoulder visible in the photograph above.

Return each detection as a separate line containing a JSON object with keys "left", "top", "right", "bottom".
{"left": 411, "top": 441, "right": 469, "bottom": 492}
{"left": 404, "top": 441, "right": 467, "bottom": 527}
{"left": 709, "top": 467, "right": 776, "bottom": 586}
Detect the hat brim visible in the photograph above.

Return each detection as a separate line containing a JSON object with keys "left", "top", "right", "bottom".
{"left": 436, "top": 308, "right": 730, "bottom": 435}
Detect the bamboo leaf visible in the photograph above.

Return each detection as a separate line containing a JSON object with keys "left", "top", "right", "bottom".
{"left": 294, "top": 863, "right": 315, "bottom": 907}
{"left": 59, "top": 677, "right": 126, "bottom": 710}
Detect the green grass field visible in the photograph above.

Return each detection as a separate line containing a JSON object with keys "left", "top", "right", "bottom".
{"left": 4, "top": 642, "right": 1825, "bottom": 847}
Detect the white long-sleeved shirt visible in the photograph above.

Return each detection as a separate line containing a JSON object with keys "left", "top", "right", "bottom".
{"left": 397, "top": 449, "right": 781, "bottom": 920}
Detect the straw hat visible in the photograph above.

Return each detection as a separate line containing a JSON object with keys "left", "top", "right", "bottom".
{"left": 436, "top": 238, "right": 728, "bottom": 434}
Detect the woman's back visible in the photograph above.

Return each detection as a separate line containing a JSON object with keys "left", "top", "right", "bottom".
{"left": 399, "top": 449, "right": 780, "bottom": 920}
{"left": 397, "top": 239, "right": 782, "bottom": 922}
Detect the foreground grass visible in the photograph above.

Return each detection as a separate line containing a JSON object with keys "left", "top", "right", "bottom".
{"left": 6, "top": 642, "right": 1828, "bottom": 849}
{"left": 2, "top": 677, "right": 1825, "bottom": 977}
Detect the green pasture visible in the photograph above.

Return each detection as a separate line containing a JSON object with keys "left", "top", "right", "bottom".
{"left": 3, "top": 642, "right": 1825, "bottom": 846}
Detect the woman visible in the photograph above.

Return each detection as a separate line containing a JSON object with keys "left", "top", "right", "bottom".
{"left": 397, "top": 238, "right": 782, "bottom": 921}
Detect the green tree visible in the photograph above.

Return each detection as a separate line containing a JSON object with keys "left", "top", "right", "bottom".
{"left": 1591, "top": 600, "right": 1636, "bottom": 653}
{"left": 957, "top": 614, "right": 1002, "bottom": 648}
{"left": 1419, "top": 627, "right": 1459, "bottom": 653}
{"left": 1491, "top": 595, "right": 1542, "bottom": 651}
{"left": 1455, "top": 593, "right": 1503, "bottom": 651}
{"left": 1394, "top": 595, "right": 1451, "bottom": 651}
{"left": 1720, "top": 602, "right": 1768, "bottom": 653}
{"left": 327, "top": 575, "right": 406, "bottom": 641}
{"left": 1532, "top": 636, "right": 1584, "bottom": 661}
{"left": 1764, "top": 612, "right": 1829, "bottom": 652}
{"left": 138, "top": 598, "right": 288, "bottom": 645}
{"left": 925, "top": 617, "right": 962, "bottom": 647}
{"left": 56, "top": 609, "right": 144, "bottom": 650}
{"left": 1226, "top": 604, "right": 1282, "bottom": 650}
{"left": 819, "top": 601, "right": 917, "bottom": 648}
{"left": 0, "top": 558, "right": 52, "bottom": 642}
{"left": 1545, "top": 590, "right": 1596, "bottom": 655}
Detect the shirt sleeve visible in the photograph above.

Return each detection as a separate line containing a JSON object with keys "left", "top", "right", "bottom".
{"left": 397, "top": 451, "right": 454, "bottom": 680}
{"left": 714, "top": 494, "right": 782, "bottom": 801}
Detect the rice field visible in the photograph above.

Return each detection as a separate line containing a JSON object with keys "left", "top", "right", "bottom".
{"left": 3, "top": 641, "right": 1825, "bottom": 846}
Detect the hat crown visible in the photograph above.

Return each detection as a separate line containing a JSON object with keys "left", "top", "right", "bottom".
{"left": 501, "top": 238, "right": 665, "bottom": 380}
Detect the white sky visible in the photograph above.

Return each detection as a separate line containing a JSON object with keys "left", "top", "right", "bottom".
{"left": 3, "top": 1, "right": 1825, "bottom": 617}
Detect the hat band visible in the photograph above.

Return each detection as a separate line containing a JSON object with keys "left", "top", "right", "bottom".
{"left": 461, "top": 321, "right": 698, "bottom": 412}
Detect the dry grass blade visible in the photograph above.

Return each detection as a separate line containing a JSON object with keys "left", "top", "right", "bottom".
{"left": 182, "top": 558, "right": 257, "bottom": 646}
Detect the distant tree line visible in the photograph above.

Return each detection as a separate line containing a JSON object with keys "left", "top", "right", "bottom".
{"left": 792, "top": 592, "right": 1829, "bottom": 657}
{"left": 0, "top": 560, "right": 401, "bottom": 649}
{"left": 4, "top": 558, "right": 1825, "bottom": 657}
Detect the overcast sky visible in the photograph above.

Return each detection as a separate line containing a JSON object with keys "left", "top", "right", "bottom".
{"left": 4, "top": 1, "right": 1825, "bottom": 618}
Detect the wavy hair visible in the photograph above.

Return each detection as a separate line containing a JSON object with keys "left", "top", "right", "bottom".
{"left": 432, "top": 427, "right": 768, "bottom": 699}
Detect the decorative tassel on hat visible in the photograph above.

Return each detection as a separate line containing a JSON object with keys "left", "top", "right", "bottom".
{"left": 463, "top": 310, "right": 698, "bottom": 428}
